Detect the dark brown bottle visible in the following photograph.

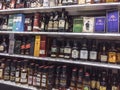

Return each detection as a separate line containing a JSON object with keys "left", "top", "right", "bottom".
{"left": 1, "top": 16, "right": 8, "bottom": 31}
{"left": 10, "top": 60, "right": 16, "bottom": 82}
{"left": 25, "top": 36, "right": 31, "bottom": 55}
{"left": 51, "top": 39, "right": 58, "bottom": 58}
{"left": 0, "top": 36, "right": 7, "bottom": 53}
{"left": 60, "top": 66, "right": 68, "bottom": 90}
{"left": 64, "top": 40, "right": 71, "bottom": 59}
{"left": 70, "top": 68, "right": 77, "bottom": 90}
{"left": 15, "top": 61, "right": 21, "bottom": 83}
{"left": 33, "top": 13, "right": 40, "bottom": 31}
{"left": 20, "top": 60, "right": 28, "bottom": 84}
{"left": 71, "top": 41, "right": 79, "bottom": 60}
{"left": 76, "top": 68, "right": 83, "bottom": 90}
{"left": 28, "top": 63, "right": 34, "bottom": 86}
{"left": 4, "top": 59, "right": 11, "bottom": 81}
{"left": 20, "top": 37, "right": 26, "bottom": 55}
{"left": 53, "top": 11, "right": 59, "bottom": 32}
{"left": 58, "top": 40, "right": 64, "bottom": 58}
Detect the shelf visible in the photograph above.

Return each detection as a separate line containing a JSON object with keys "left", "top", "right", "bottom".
{"left": 0, "top": 3, "right": 120, "bottom": 15}
{"left": 0, "top": 80, "right": 37, "bottom": 90}
{"left": 1, "top": 31, "right": 120, "bottom": 40}
{"left": 0, "top": 53, "right": 120, "bottom": 69}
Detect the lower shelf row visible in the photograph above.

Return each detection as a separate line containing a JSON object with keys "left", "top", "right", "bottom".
{"left": 0, "top": 57, "right": 119, "bottom": 90}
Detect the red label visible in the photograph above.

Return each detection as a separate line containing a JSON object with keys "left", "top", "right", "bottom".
{"left": 25, "top": 44, "right": 31, "bottom": 49}
{"left": 21, "top": 45, "right": 25, "bottom": 49}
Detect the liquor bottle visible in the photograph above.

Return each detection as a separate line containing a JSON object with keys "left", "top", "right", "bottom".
{"left": 40, "top": 13, "right": 46, "bottom": 31}
{"left": 15, "top": 61, "right": 21, "bottom": 83}
{"left": 20, "top": 37, "right": 26, "bottom": 55}
{"left": 0, "top": 58, "right": 5, "bottom": 79}
{"left": 10, "top": 60, "right": 16, "bottom": 82}
{"left": 100, "top": 73, "right": 107, "bottom": 90}
{"left": 60, "top": 66, "right": 68, "bottom": 89}
{"left": 62, "top": 0, "right": 68, "bottom": 5}
{"left": 116, "top": 43, "right": 120, "bottom": 64}
{"left": 0, "top": 1, "right": 3, "bottom": 10}
{"left": 71, "top": 41, "right": 79, "bottom": 60}
{"left": 41, "top": 66, "right": 48, "bottom": 89}
{"left": 70, "top": 68, "right": 77, "bottom": 90}
{"left": 47, "top": 66, "right": 55, "bottom": 90}
{"left": 10, "top": 0, "right": 16, "bottom": 9}
{"left": 67, "top": 0, "right": 74, "bottom": 5}
{"left": 111, "top": 74, "right": 118, "bottom": 90}
{"left": 1, "top": 16, "right": 8, "bottom": 31}
{"left": 25, "top": 36, "right": 31, "bottom": 55}
{"left": 99, "top": 43, "right": 108, "bottom": 63}
{"left": 76, "top": 68, "right": 83, "bottom": 90}
{"left": 26, "top": 0, "right": 31, "bottom": 8}
{"left": 58, "top": 9, "right": 66, "bottom": 32}
{"left": 58, "top": 0, "right": 62, "bottom": 6}
{"left": 49, "top": 0, "right": 56, "bottom": 6}
{"left": 53, "top": 11, "right": 59, "bottom": 32}
{"left": 20, "top": 60, "right": 28, "bottom": 84}
{"left": 4, "top": 59, "right": 11, "bottom": 81}
{"left": 96, "top": 71, "right": 101, "bottom": 90}
{"left": 51, "top": 39, "right": 58, "bottom": 58}
{"left": 5, "top": 0, "right": 10, "bottom": 9}
{"left": 43, "top": 0, "right": 49, "bottom": 7}
{"left": 58, "top": 40, "right": 64, "bottom": 58}
{"left": 0, "top": 36, "right": 7, "bottom": 53}
{"left": 65, "top": 11, "right": 69, "bottom": 32}
{"left": 33, "top": 13, "right": 40, "bottom": 31}
{"left": 79, "top": 39, "right": 88, "bottom": 61}
{"left": 89, "top": 40, "right": 97, "bottom": 61}
{"left": 16, "top": 0, "right": 26, "bottom": 8}
{"left": 83, "top": 72, "right": 91, "bottom": 90}
{"left": 64, "top": 40, "right": 71, "bottom": 59}
{"left": 85, "top": 0, "right": 93, "bottom": 4}
{"left": 108, "top": 43, "right": 117, "bottom": 64}
{"left": 47, "top": 12, "right": 54, "bottom": 32}
{"left": 33, "top": 64, "right": 39, "bottom": 87}
{"left": 30, "top": 0, "right": 36, "bottom": 8}
{"left": 55, "top": 66, "right": 61, "bottom": 89}
{"left": 28, "top": 63, "right": 34, "bottom": 86}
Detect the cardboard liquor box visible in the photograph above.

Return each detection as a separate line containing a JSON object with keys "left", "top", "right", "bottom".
{"left": 34, "top": 35, "right": 41, "bottom": 57}
{"left": 39, "top": 36, "right": 47, "bottom": 57}
{"left": 13, "top": 14, "right": 25, "bottom": 32}
{"left": 94, "top": 17, "right": 106, "bottom": 33}
{"left": 106, "top": 10, "right": 119, "bottom": 33}
{"left": 7, "top": 15, "right": 14, "bottom": 31}
{"left": 73, "top": 18, "right": 83, "bottom": 33}
{"left": 83, "top": 17, "right": 94, "bottom": 33}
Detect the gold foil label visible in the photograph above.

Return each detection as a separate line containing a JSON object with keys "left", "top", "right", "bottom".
{"left": 108, "top": 52, "right": 116, "bottom": 63}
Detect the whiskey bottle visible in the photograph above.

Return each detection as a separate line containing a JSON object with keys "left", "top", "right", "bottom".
{"left": 26, "top": 0, "right": 31, "bottom": 8}
{"left": 10, "top": 60, "right": 16, "bottom": 82}
{"left": 5, "top": 0, "right": 10, "bottom": 9}
{"left": 96, "top": 72, "right": 101, "bottom": 90}
{"left": 70, "top": 68, "right": 77, "bottom": 90}
{"left": 20, "top": 37, "right": 26, "bottom": 55}
{"left": 1, "top": 16, "right": 8, "bottom": 31}
{"left": 10, "top": 0, "right": 16, "bottom": 9}
{"left": 111, "top": 74, "right": 118, "bottom": 90}
{"left": 51, "top": 39, "right": 58, "bottom": 58}
{"left": 60, "top": 66, "right": 67, "bottom": 89}
{"left": 33, "top": 13, "right": 40, "bottom": 31}
{"left": 0, "top": 37, "right": 7, "bottom": 53}
{"left": 55, "top": 66, "right": 61, "bottom": 89}
{"left": 43, "top": 0, "right": 49, "bottom": 7}
{"left": 40, "top": 13, "right": 46, "bottom": 31}
{"left": 20, "top": 60, "right": 28, "bottom": 84}
{"left": 15, "top": 61, "right": 21, "bottom": 83}
{"left": 108, "top": 43, "right": 117, "bottom": 64}
{"left": 41, "top": 66, "right": 48, "bottom": 89}
{"left": 47, "top": 12, "right": 54, "bottom": 32}
{"left": 71, "top": 41, "right": 79, "bottom": 60}
{"left": 100, "top": 73, "right": 107, "bottom": 90}
{"left": 58, "top": 40, "right": 64, "bottom": 58}
{"left": 58, "top": 9, "right": 66, "bottom": 32}
{"left": 64, "top": 40, "right": 71, "bottom": 59}
{"left": 33, "top": 64, "right": 39, "bottom": 87}
{"left": 25, "top": 36, "right": 31, "bottom": 55}
{"left": 76, "top": 68, "right": 83, "bottom": 90}
{"left": 65, "top": 11, "right": 69, "bottom": 32}
{"left": 4, "top": 59, "right": 11, "bottom": 81}
{"left": 99, "top": 43, "right": 108, "bottom": 63}
{"left": 53, "top": 11, "right": 59, "bottom": 32}
{"left": 83, "top": 72, "right": 91, "bottom": 90}
{"left": 28, "top": 63, "right": 34, "bottom": 86}
{"left": 80, "top": 39, "right": 88, "bottom": 61}
{"left": 89, "top": 40, "right": 97, "bottom": 61}
{"left": 0, "top": 58, "right": 5, "bottom": 79}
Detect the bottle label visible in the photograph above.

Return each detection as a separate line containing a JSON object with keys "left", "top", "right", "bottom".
{"left": 15, "top": 77, "right": 20, "bottom": 82}
{"left": 53, "top": 21, "right": 59, "bottom": 30}
{"left": 33, "top": 76, "right": 37, "bottom": 86}
{"left": 25, "top": 18, "right": 30, "bottom": 23}
{"left": 41, "top": 22, "right": 45, "bottom": 30}
{"left": 100, "top": 55, "right": 107, "bottom": 62}
{"left": 27, "top": 26, "right": 32, "bottom": 31}
{"left": 108, "top": 52, "right": 116, "bottom": 63}
{"left": 100, "top": 86, "right": 106, "bottom": 90}
{"left": 91, "top": 80, "right": 96, "bottom": 89}
{"left": 0, "top": 45, "right": 4, "bottom": 51}
{"left": 2, "top": 25, "right": 8, "bottom": 30}
{"left": 72, "top": 50, "right": 79, "bottom": 59}
{"left": 43, "top": 0, "right": 49, "bottom": 7}
{"left": 80, "top": 50, "right": 88, "bottom": 59}
{"left": 65, "top": 22, "right": 69, "bottom": 30}
{"left": 51, "top": 47, "right": 57, "bottom": 53}
{"left": 117, "top": 53, "right": 120, "bottom": 63}
{"left": 20, "top": 72, "right": 27, "bottom": 83}
{"left": 59, "top": 20, "right": 65, "bottom": 28}
{"left": 83, "top": 85, "right": 90, "bottom": 90}
{"left": 28, "top": 75, "right": 33, "bottom": 85}
{"left": 15, "top": 71, "right": 20, "bottom": 77}
{"left": 48, "top": 21, "right": 53, "bottom": 30}
{"left": 78, "top": 0, "right": 85, "bottom": 4}
{"left": 112, "top": 86, "right": 118, "bottom": 90}
{"left": 40, "top": 50, "right": 45, "bottom": 55}
{"left": 36, "top": 74, "right": 41, "bottom": 86}
{"left": 0, "top": 69, "right": 3, "bottom": 78}
{"left": 90, "top": 51, "right": 97, "bottom": 60}
{"left": 60, "top": 79, "right": 67, "bottom": 86}
{"left": 41, "top": 75, "right": 46, "bottom": 87}
{"left": 86, "top": 0, "right": 91, "bottom": 3}
{"left": 64, "top": 48, "right": 71, "bottom": 54}
{"left": 49, "top": 0, "right": 55, "bottom": 6}
{"left": 96, "top": 81, "right": 100, "bottom": 89}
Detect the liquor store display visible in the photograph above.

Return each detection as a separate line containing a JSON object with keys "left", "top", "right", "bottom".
{"left": 0, "top": 9, "right": 119, "bottom": 33}
{"left": 0, "top": 57, "right": 119, "bottom": 90}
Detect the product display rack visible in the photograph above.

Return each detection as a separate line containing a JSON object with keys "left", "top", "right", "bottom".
{"left": 0, "top": 2, "right": 120, "bottom": 90}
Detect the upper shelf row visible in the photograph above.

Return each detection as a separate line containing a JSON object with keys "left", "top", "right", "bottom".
{"left": 0, "top": 3, "right": 120, "bottom": 15}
